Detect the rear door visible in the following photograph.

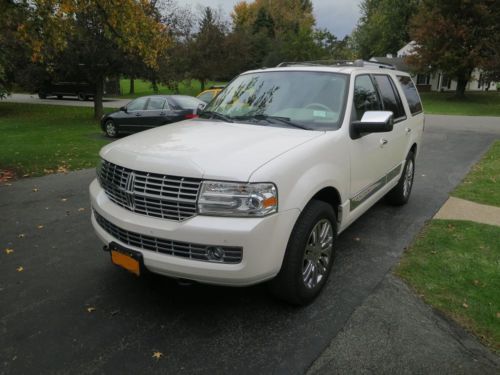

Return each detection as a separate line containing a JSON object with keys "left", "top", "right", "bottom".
{"left": 372, "top": 74, "right": 409, "bottom": 179}
{"left": 141, "top": 97, "right": 168, "bottom": 128}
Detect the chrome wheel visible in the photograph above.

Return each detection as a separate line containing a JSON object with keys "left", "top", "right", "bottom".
{"left": 403, "top": 159, "right": 414, "bottom": 198}
{"left": 105, "top": 121, "right": 116, "bottom": 137}
{"left": 302, "top": 219, "right": 333, "bottom": 289}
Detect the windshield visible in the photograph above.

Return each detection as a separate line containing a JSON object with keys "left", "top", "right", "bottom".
{"left": 203, "top": 71, "right": 348, "bottom": 130}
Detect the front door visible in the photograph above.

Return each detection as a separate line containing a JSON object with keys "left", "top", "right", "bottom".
{"left": 348, "top": 74, "right": 391, "bottom": 211}
{"left": 119, "top": 97, "right": 148, "bottom": 131}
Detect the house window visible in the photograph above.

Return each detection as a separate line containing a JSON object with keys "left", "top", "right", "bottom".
{"left": 416, "top": 74, "right": 430, "bottom": 85}
{"left": 441, "top": 75, "right": 452, "bottom": 89}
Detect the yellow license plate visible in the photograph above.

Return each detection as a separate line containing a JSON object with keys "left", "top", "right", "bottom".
{"left": 111, "top": 250, "right": 140, "bottom": 276}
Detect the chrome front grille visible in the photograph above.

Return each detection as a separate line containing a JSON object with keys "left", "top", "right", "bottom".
{"left": 94, "top": 211, "right": 243, "bottom": 264}
{"left": 98, "top": 160, "right": 201, "bottom": 221}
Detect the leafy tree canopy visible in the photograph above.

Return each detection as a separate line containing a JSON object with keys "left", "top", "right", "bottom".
{"left": 409, "top": 0, "right": 500, "bottom": 97}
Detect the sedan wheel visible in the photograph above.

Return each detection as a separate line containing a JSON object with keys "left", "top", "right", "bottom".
{"left": 105, "top": 120, "right": 118, "bottom": 138}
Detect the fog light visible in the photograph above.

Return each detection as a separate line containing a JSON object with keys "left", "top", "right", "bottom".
{"left": 207, "top": 246, "right": 225, "bottom": 261}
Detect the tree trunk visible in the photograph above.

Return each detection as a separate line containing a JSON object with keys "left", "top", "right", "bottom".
{"left": 129, "top": 77, "right": 135, "bottom": 95}
{"left": 455, "top": 78, "right": 467, "bottom": 99}
{"left": 200, "top": 79, "right": 205, "bottom": 92}
{"left": 94, "top": 76, "right": 104, "bottom": 121}
{"left": 152, "top": 78, "right": 158, "bottom": 94}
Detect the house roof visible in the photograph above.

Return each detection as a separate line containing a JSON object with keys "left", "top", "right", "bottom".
{"left": 369, "top": 57, "right": 411, "bottom": 72}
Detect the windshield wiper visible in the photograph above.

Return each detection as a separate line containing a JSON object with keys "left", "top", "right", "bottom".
{"left": 200, "top": 111, "right": 234, "bottom": 123}
{"left": 235, "top": 114, "right": 311, "bottom": 130}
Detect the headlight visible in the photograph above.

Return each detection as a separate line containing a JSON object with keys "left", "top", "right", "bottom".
{"left": 198, "top": 181, "right": 278, "bottom": 217}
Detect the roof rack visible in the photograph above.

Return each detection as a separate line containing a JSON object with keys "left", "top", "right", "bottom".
{"left": 276, "top": 59, "right": 396, "bottom": 70}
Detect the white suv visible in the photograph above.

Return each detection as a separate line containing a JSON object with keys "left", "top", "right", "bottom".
{"left": 90, "top": 61, "right": 424, "bottom": 305}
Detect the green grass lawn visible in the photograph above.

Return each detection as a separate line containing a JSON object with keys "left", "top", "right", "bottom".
{"left": 396, "top": 220, "right": 500, "bottom": 352}
{"left": 0, "top": 102, "right": 111, "bottom": 178}
{"left": 118, "top": 79, "right": 226, "bottom": 98}
{"left": 453, "top": 141, "right": 500, "bottom": 207}
{"left": 396, "top": 140, "right": 500, "bottom": 352}
{"left": 420, "top": 91, "right": 500, "bottom": 116}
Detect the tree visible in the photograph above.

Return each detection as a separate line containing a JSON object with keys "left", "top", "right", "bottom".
{"left": 0, "top": 1, "right": 31, "bottom": 99}
{"left": 409, "top": 0, "right": 500, "bottom": 98}
{"left": 22, "top": 0, "right": 171, "bottom": 119}
{"left": 352, "top": 0, "right": 419, "bottom": 59}
{"left": 189, "top": 7, "right": 227, "bottom": 91}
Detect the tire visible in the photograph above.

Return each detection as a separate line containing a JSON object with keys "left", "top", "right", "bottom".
{"left": 269, "top": 200, "right": 337, "bottom": 305}
{"left": 38, "top": 92, "right": 47, "bottom": 99}
{"left": 104, "top": 120, "right": 118, "bottom": 138}
{"left": 57, "top": 95, "right": 63, "bottom": 99}
{"left": 77, "top": 92, "right": 86, "bottom": 101}
{"left": 385, "top": 151, "right": 415, "bottom": 206}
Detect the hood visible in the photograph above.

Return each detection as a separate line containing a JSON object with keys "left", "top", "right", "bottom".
{"left": 100, "top": 119, "right": 324, "bottom": 181}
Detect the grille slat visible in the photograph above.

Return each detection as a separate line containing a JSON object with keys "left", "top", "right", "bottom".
{"left": 98, "top": 160, "right": 201, "bottom": 221}
{"left": 94, "top": 211, "right": 242, "bottom": 264}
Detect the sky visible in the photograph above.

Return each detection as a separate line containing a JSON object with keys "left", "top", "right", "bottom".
{"left": 177, "top": 0, "right": 362, "bottom": 38}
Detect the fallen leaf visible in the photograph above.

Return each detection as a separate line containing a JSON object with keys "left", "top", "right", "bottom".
{"left": 152, "top": 351, "right": 163, "bottom": 360}
{"left": 32, "top": 188, "right": 39, "bottom": 192}
{"left": 354, "top": 237, "right": 360, "bottom": 242}
{"left": 78, "top": 208, "right": 86, "bottom": 212}
{"left": 87, "top": 307, "right": 96, "bottom": 313}
{"left": 462, "top": 302, "right": 469, "bottom": 309}
{"left": 61, "top": 198, "right": 68, "bottom": 202}
{"left": 496, "top": 312, "right": 500, "bottom": 319}
{"left": 473, "top": 280, "right": 480, "bottom": 286}
{"left": 110, "top": 309, "right": 120, "bottom": 316}
{"left": 5, "top": 248, "right": 14, "bottom": 254}
{"left": 37, "top": 225, "right": 44, "bottom": 229}
{"left": 16, "top": 266, "right": 24, "bottom": 272}
{"left": 18, "top": 234, "right": 25, "bottom": 239}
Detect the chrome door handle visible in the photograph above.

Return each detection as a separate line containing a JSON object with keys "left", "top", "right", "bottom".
{"left": 405, "top": 127, "right": 412, "bottom": 133}
{"left": 380, "top": 138, "right": 388, "bottom": 146}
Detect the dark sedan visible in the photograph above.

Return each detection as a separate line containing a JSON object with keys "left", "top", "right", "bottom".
{"left": 101, "top": 95, "right": 206, "bottom": 137}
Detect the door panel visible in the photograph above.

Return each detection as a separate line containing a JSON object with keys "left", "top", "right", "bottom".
{"left": 121, "top": 97, "right": 148, "bottom": 130}
{"left": 141, "top": 97, "right": 168, "bottom": 127}
{"left": 349, "top": 74, "right": 388, "bottom": 206}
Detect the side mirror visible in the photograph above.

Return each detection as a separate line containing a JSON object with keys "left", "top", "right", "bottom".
{"left": 352, "top": 111, "right": 394, "bottom": 138}
{"left": 120, "top": 106, "right": 127, "bottom": 112}
{"left": 196, "top": 103, "right": 206, "bottom": 114}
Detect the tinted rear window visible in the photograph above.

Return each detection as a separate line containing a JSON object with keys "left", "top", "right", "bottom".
{"left": 397, "top": 76, "right": 423, "bottom": 115}
{"left": 373, "top": 75, "right": 406, "bottom": 120}
{"left": 172, "top": 96, "right": 204, "bottom": 109}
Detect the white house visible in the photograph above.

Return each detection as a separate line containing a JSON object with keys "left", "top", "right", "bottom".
{"left": 370, "top": 41, "right": 497, "bottom": 92}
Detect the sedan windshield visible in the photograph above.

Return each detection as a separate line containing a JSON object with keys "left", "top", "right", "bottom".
{"left": 203, "top": 71, "right": 348, "bottom": 130}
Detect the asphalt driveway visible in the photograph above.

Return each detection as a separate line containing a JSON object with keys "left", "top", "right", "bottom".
{"left": 1, "top": 116, "right": 499, "bottom": 374}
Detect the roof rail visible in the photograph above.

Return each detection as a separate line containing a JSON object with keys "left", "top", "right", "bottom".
{"left": 276, "top": 59, "right": 396, "bottom": 70}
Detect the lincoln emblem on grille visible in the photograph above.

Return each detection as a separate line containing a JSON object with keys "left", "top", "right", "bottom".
{"left": 124, "top": 172, "right": 135, "bottom": 209}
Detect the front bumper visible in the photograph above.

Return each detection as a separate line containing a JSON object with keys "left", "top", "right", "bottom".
{"left": 89, "top": 179, "right": 299, "bottom": 286}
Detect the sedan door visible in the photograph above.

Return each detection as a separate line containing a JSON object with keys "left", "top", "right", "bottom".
{"left": 119, "top": 97, "right": 148, "bottom": 132}
{"left": 141, "top": 97, "right": 169, "bottom": 128}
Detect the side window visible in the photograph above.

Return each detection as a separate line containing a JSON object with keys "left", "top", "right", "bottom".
{"left": 146, "top": 97, "right": 166, "bottom": 110}
{"left": 353, "top": 75, "right": 382, "bottom": 121}
{"left": 198, "top": 91, "right": 214, "bottom": 103}
{"left": 397, "top": 76, "right": 423, "bottom": 115}
{"left": 127, "top": 97, "right": 148, "bottom": 111}
{"left": 373, "top": 75, "right": 406, "bottom": 120}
